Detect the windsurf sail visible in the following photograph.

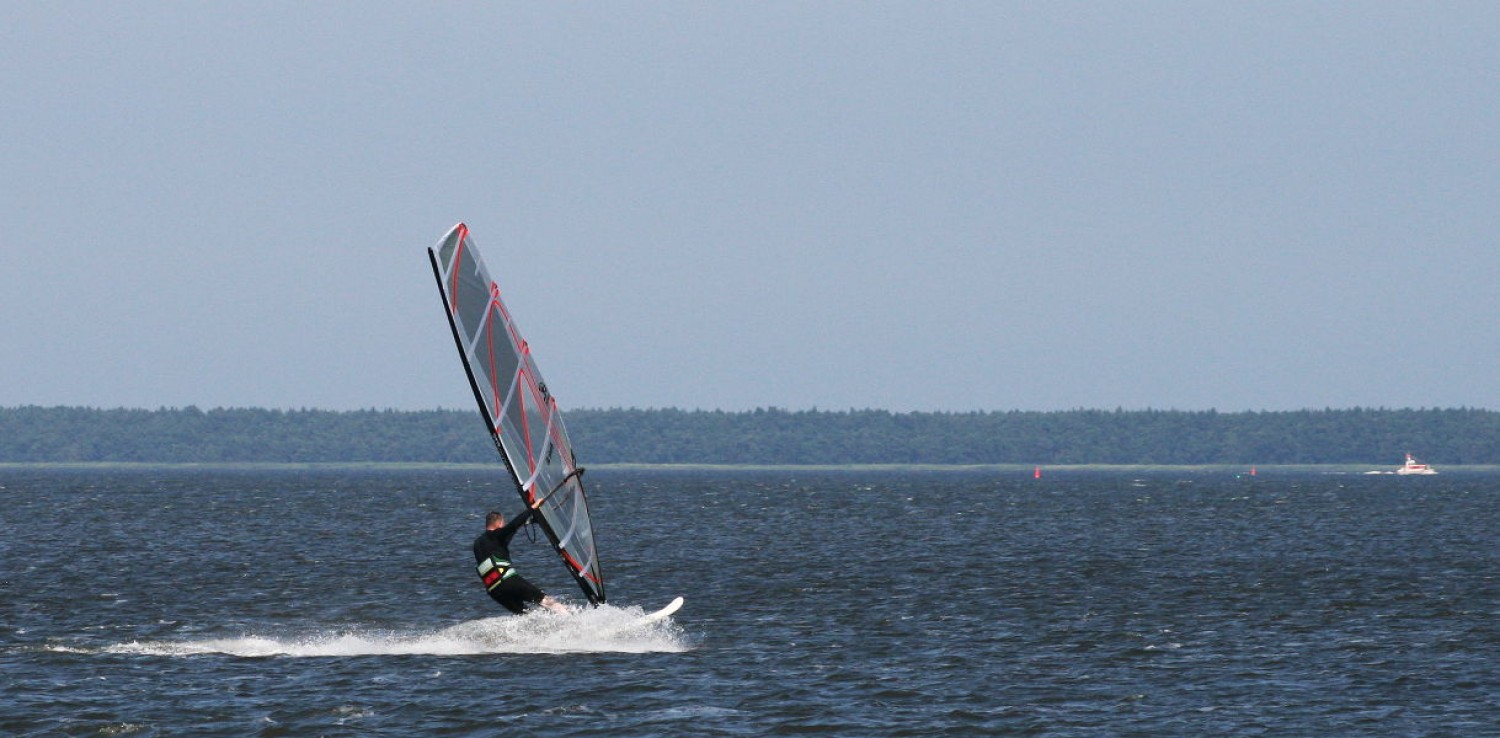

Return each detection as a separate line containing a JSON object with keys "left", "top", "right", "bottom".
{"left": 428, "top": 223, "right": 605, "bottom": 605}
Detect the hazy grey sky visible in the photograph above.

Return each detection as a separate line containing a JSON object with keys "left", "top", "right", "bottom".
{"left": 4, "top": 3, "right": 1498, "bottom": 412}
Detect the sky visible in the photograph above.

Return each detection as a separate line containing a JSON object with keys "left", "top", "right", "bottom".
{"left": 4, "top": 3, "right": 1499, "bottom": 413}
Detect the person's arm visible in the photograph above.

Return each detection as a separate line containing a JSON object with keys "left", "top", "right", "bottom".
{"left": 512, "top": 505, "right": 536, "bottom": 526}
{"left": 496, "top": 495, "right": 547, "bottom": 541}
{"left": 495, "top": 506, "right": 535, "bottom": 544}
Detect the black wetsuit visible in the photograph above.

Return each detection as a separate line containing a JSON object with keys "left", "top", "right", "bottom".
{"left": 472, "top": 508, "right": 549, "bottom": 614}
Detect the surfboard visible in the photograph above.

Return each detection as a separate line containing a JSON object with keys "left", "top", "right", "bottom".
{"left": 640, "top": 596, "right": 684, "bottom": 624}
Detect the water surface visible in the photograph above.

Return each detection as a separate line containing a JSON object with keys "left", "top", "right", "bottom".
{"left": 3, "top": 467, "right": 1496, "bottom": 736}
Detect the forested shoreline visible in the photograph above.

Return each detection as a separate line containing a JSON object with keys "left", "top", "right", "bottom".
{"left": 2, "top": 405, "right": 1498, "bottom": 465}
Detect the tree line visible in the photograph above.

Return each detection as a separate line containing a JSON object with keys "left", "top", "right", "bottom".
{"left": 2, "top": 405, "right": 1496, "bottom": 465}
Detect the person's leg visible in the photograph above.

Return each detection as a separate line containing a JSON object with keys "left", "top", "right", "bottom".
{"left": 490, "top": 587, "right": 528, "bottom": 614}
{"left": 512, "top": 576, "right": 569, "bottom": 614}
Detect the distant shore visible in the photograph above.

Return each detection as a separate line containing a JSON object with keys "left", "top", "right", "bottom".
{"left": 4, "top": 461, "right": 1496, "bottom": 474}
{"left": 6, "top": 406, "right": 1499, "bottom": 466}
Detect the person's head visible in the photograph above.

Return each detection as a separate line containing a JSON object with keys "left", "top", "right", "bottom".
{"left": 485, "top": 511, "right": 505, "bottom": 529}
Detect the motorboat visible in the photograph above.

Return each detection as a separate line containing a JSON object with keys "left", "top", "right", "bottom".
{"left": 1394, "top": 453, "right": 1437, "bottom": 475}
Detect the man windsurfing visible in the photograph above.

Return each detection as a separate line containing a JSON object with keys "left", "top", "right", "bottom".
{"left": 472, "top": 496, "right": 569, "bottom": 615}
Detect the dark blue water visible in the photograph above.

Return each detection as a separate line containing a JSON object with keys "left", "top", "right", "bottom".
{"left": 3, "top": 467, "right": 1497, "bottom": 736}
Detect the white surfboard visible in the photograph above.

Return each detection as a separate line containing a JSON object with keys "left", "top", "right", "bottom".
{"left": 640, "top": 596, "right": 684, "bottom": 624}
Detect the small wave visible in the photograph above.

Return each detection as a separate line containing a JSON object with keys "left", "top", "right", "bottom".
{"left": 65, "top": 603, "right": 689, "bottom": 657}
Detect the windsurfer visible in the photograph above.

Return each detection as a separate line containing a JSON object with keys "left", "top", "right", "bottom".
{"left": 472, "top": 497, "right": 569, "bottom": 615}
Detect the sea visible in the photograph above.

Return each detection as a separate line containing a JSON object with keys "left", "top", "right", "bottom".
{"left": 2, "top": 466, "right": 1496, "bottom": 737}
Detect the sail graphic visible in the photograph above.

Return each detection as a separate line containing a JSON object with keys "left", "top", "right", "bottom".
{"left": 428, "top": 223, "right": 605, "bottom": 605}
